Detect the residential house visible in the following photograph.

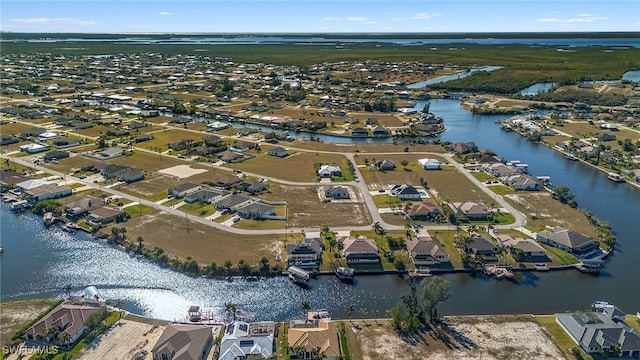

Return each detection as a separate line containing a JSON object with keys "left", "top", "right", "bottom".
{"left": 556, "top": 310, "right": 640, "bottom": 357}
{"left": 323, "top": 185, "right": 349, "bottom": 200}
{"left": 240, "top": 179, "right": 266, "bottom": 194}
{"left": 52, "top": 137, "right": 80, "bottom": 148}
{"left": 151, "top": 324, "right": 213, "bottom": 360}
{"left": 497, "top": 235, "right": 547, "bottom": 258}
{"left": 44, "top": 150, "right": 69, "bottom": 161}
{"left": 24, "top": 300, "right": 102, "bottom": 346}
{"left": 236, "top": 201, "right": 276, "bottom": 219}
{"left": 288, "top": 319, "right": 341, "bottom": 359}
{"left": 286, "top": 237, "right": 323, "bottom": 269}
{"left": 217, "top": 150, "right": 243, "bottom": 163}
{"left": 389, "top": 184, "right": 421, "bottom": 201}
{"left": 100, "top": 164, "right": 131, "bottom": 179}
{"left": 318, "top": 164, "right": 341, "bottom": 178}
{"left": 230, "top": 140, "right": 256, "bottom": 152}
{"left": 485, "top": 163, "right": 519, "bottom": 177}
{"left": 218, "top": 321, "right": 275, "bottom": 360}
{"left": 372, "top": 126, "right": 389, "bottom": 137}
{"left": 25, "top": 184, "right": 72, "bottom": 202}
{"left": 477, "top": 153, "right": 502, "bottom": 164}
{"left": 377, "top": 159, "right": 396, "bottom": 171}
{"left": 451, "top": 142, "right": 477, "bottom": 154}
{"left": 341, "top": 236, "right": 380, "bottom": 264}
{"left": 133, "top": 133, "right": 153, "bottom": 143}
{"left": 214, "top": 174, "right": 243, "bottom": 188}
{"left": 406, "top": 201, "right": 441, "bottom": 220}
{"left": 503, "top": 174, "right": 541, "bottom": 191}
{"left": 418, "top": 158, "right": 441, "bottom": 170}
{"left": 169, "top": 183, "right": 201, "bottom": 198}
{"left": 118, "top": 170, "right": 145, "bottom": 183}
{"left": 0, "top": 169, "right": 35, "bottom": 191}
{"left": 536, "top": 227, "right": 600, "bottom": 256}
{"left": 350, "top": 127, "right": 368, "bottom": 137}
{"left": 463, "top": 236, "right": 498, "bottom": 261}
{"left": 87, "top": 205, "right": 123, "bottom": 224}
{"left": 267, "top": 147, "right": 289, "bottom": 158}
{"left": 1, "top": 134, "right": 20, "bottom": 145}
{"left": 21, "top": 127, "right": 46, "bottom": 138}
{"left": 16, "top": 179, "right": 52, "bottom": 192}
{"left": 19, "top": 143, "right": 49, "bottom": 153}
{"left": 406, "top": 235, "right": 450, "bottom": 267}
{"left": 65, "top": 196, "right": 107, "bottom": 219}
{"left": 184, "top": 187, "right": 229, "bottom": 204}
{"left": 214, "top": 193, "right": 253, "bottom": 212}
{"left": 449, "top": 202, "right": 491, "bottom": 220}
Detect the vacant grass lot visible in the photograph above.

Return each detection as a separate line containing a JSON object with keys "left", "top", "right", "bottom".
{"left": 551, "top": 122, "right": 639, "bottom": 152}
{"left": 0, "top": 121, "right": 37, "bottom": 135}
{"left": 504, "top": 192, "right": 598, "bottom": 238}
{"left": 135, "top": 129, "right": 205, "bottom": 152}
{"left": 229, "top": 152, "right": 351, "bottom": 183}
{"left": 289, "top": 139, "right": 446, "bottom": 154}
{"left": 118, "top": 212, "right": 281, "bottom": 265}
{"left": 263, "top": 184, "right": 371, "bottom": 227}
{"left": 0, "top": 299, "right": 59, "bottom": 347}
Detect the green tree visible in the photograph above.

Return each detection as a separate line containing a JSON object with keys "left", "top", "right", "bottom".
{"left": 552, "top": 184, "right": 577, "bottom": 208}
{"left": 421, "top": 276, "right": 452, "bottom": 323}
{"left": 301, "top": 300, "right": 311, "bottom": 319}
{"left": 400, "top": 159, "right": 409, "bottom": 169}
{"left": 346, "top": 304, "right": 354, "bottom": 323}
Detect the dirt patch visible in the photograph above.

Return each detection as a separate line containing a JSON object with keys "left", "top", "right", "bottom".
{"left": 158, "top": 164, "right": 208, "bottom": 179}
{"left": 76, "top": 319, "right": 165, "bottom": 360}
{"left": 0, "top": 299, "right": 59, "bottom": 346}
{"left": 353, "top": 316, "right": 563, "bottom": 360}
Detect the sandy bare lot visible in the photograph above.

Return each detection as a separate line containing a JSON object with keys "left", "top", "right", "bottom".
{"left": 76, "top": 320, "right": 165, "bottom": 360}
{"left": 0, "top": 299, "right": 58, "bottom": 346}
{"left": 158, "top": 164, "right": 208, "bottom": 179}
{"left": 355, "top": 316, "right": 564, "bottom": 360}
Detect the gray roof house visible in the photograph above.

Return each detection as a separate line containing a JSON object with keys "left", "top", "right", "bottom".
{"left": 151, "top": 324, "right": 213, "bottom": 360}
{"left": 240, "top": 179, "right": 266, "bottom": 194}
{"left": 118, "top": 170, "right": 145, "bottom": 183}
{"left": 389, "top": 184, "right": 421, "bottom": 201}
{"left": 377, "top": 159, "right": 396, "bottom": 171}
{"left": 169, "top": 183, "right": 201, "bottom": 198}
{"left": 25, "top": 184, "right": 72, "bottom": 202}
{"left": 536, "top": 227, "right": 600, "bottom": 256}
{"left": 218, "top": 321, "right": 275, "bottom": 360}
{"left": 236, "top": 201, "right": 276, "bottom": 219}
{"left": 556, "top": 310, "right": 640, "bottom": 357}
{"left": 463, "top": 236, "right": 498, "bottom": 261}
{"left": 324, "top": 185, "right": 350, "bottom": 199}
{"left": 341, "top": 236, "right": 380, "bottom": 264}
{"left": 406, "top": 235, "right": 450, "bottom": 267}
{"left": 184, "top": 187, "right": 229, "bottom": 204}
{"left": 214, "top": 193, "right": 253, "bottom": 211}
{"left": 100, "top": 164, "right": 131, "bottom": 179}
{"left": 267, "top": 146, "right": 289, "bottom": 158}
{"left": 286, "top": 237, "right": 323, "bottom": 269}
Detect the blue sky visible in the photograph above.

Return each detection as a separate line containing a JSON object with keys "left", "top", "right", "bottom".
{"left": 1, "top": 1, "right": 639, "bottom": 33}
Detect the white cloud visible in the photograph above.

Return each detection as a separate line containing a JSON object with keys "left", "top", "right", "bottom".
{"left": 10, "top": 18, "right": 96, "bottom": 26}
{"left": 346, "top": 17, "right": 368, "bottom": 22}
{"left": 322, "top": 17, "right": 341, "bottom": 21}
{"left": 365, "top": 21, "right": 378, "bottom": 25}
{"left": 565, "top": 14, "right": 609, "bottom": 23}
{"left": 537, "top": 18, "right": 560, "bottom": 23}
{"left": 158, "top": 11, "right": 175, "bottom": 16}
{"left": 391, "top": 17, "right": 408, "bottom": 22}
{"left": 412, "top": 12, "right": 442, "bottom": 20}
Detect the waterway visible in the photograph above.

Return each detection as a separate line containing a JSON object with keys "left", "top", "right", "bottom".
{"left": 3, "top": 96, "right": 640, "bottom": 320}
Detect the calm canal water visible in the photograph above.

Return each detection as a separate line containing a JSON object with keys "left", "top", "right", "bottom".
{"left": 1, "top": 99, "right": 639, "bottom": 320}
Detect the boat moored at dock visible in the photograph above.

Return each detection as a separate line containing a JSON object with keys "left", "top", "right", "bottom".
{"left": 335, "top": 267, "right": 355, "bottom": 282}
{"left": 287, "top": 266, "right": 311, "bottom": 287}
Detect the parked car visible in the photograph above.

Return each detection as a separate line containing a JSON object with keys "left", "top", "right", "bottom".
{"left": 232, "top": 216, "right": 241, "bottom": 223}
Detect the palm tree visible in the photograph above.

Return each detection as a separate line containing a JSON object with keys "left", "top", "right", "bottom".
{"left": 224, "top": 260, "right": 233, "bottom": 274}
{"left": 62, "top": 284, "right": 72, "bottom": 299}
{"left": 346, "top": 304, "right": 354, "bottom": 324}
{"left": 359, "top": 308, "right": 368, "bottom": 325}
{"left": 301, "top": 300, "right": 311, "bottom": 320}
{"left": 136, "top": 236, "right": 144, "bottom": 253}
{"left": 224, "top": 302, "right": 238, "bottom": 321}
{"left": 59, "top": 331, "right": 72, "bottom": 347}
{"left": 373, "top": 309, "right": 380, "bottom": 325}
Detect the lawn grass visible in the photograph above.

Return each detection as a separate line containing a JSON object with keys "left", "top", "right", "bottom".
{"left": 372, "top": 194, "right": 403, "bottom": 208}
{"left": 275, "top": 322, "right": 290, "bottom": 360}
{"left": 120, "top": 212, "right": 281, "bottom": 266}
{"left": 262, "top": 184, "right": 372, "bottom": 227}
{"left": 471, "top": 171, "right": 498, "bottom": 182}
{"left": 535, "top": 315, "right": 593, "bottom": 360}
{"left": 228, "top": 151, "right": 354, "bottom": 183}
{"left": 540, "top": 244, "right": 580, "bottom": 265}
{"left": 135, "top": 129, "right": 204, "bottom": 152}
{"left": 488, "top": 184, "right": 514, "bottom": 195}
{"left": 179, "top": 202, "right": 218, "bottom": 217}
{"left": 492, "top": 212, "right": 516, "bottom": 225}
{"left": 233, "top": 219, "right": 287, "bottom": 230}
{"left": 122, "top": 204, "right": 155, "bottom": 218}
{"left": 430, "top": 230, "right": 465, "bottom": 269}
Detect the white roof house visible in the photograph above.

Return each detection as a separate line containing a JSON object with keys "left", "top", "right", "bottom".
{"left": 418, "top": 158, "right": 441, "bottom": 170}
{"left": 16, "top": 179, "right": 52, "bottom": 192}
{"left": 218, "top": 321, "right": 275, "bottom": 360}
